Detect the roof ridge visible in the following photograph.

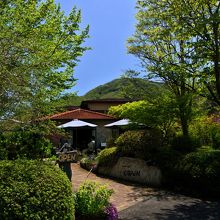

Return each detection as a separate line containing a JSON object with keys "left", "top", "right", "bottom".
{"left": 49, "top": 108, "right": 116, "bottom": 120}
{"left": 50, "top": 108, "right": 80, "bottom": 119}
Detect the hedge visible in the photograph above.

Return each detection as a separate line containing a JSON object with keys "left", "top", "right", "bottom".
{"left": 96, "top": 147, "right": 119, "bottom": 168}
{"left": 176, "top": 148, "right": 220, "bottom": 196}
{"left": 0, "top": 160, "right": 75, "bottom": 220}
{"left": 115, "top": 130, "right": 162, "bottom": 160}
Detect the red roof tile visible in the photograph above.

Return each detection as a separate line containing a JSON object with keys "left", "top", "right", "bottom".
{"left": 49, "top": 108, "right": 116, "bottom": 120}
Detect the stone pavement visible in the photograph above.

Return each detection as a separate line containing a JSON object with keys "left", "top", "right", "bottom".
{"left": 71, "top": 163, "right": 220, "bottom": 219}
{"left": 71, "top": 163, "right": 156, "bottom": 211}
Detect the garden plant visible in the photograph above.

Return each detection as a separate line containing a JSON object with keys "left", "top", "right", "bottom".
{"left": 0, "top": 160, "right": 75, "bottom": 220}
{"left": 75, "top": 180, "right": 118, "bottom": 220}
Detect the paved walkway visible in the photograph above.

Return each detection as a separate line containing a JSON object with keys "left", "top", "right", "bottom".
{"left": 71, "top": 163, "right": 220, "bottom": 219}
{"left": 71, "top": 163, "right": 156, "bottom": 211}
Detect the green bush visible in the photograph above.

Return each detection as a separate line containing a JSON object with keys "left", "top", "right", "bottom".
{"left": 0, "top": 134, "right": 8, "bottom": 159}
{"left": 154, "top": 146, "right": 181, "bottom": 168}
{"left": 96, "top": 147, "right": 119, "bottom": 167}
{"left": 177, "top": 148, "right": 220, "bottom": 196}
{"left": 75, "top": 181, "right": 113, "bottom": 218}
{"left": 80, "top": 156, "right": 98, "bottom": 171}
{"left": 115, "top": 129, "right": 162, "bottom": 159}
{"left": 171, "top": 134, "right": 200, "bottom": 153}
{"left": 0, "top": 160, "right": 75, "bottom": 220}
{"left": 0, "top": 146, "right": 8, "bottom": 160}
{"left": 190, "top": 116, "right": 220, "bottom": 149}
{"left": 0, "top": 128, "right": 53, "bottom": 160}
{"left": 178, "top": 148, "right": 220, "bottom": 179}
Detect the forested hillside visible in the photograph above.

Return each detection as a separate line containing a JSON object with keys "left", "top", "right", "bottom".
{"left": 57, "top": 78, "right": 165, "bottom": 107}
{"left": 83, "top": 78, "right": 164, "bottom": 99}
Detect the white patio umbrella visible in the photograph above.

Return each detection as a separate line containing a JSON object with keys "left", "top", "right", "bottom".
{"left": 58, "top": 119, "right": 97, "bottom": 149}
{"left": 58, "top": 119, "right": 97, "bottom": 128}
{"left": 104, "top": 119, "right": 130, "bottom": 127}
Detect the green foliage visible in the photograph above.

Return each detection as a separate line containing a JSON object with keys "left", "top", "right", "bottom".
{"left": 153, "top": 146, "right": 183, "bottom": 184}
{"left": 179, "top": 148, "right": 220, "bottom": 179}
{"left": 56, "top": 77, "right": 165, "bottom": 108}
{"left": 190, "top": 116, "right": 220, "bottom": 149}
{"left": 0, "top": 146, "right": 8, "bottom": 160}
{"left": 127, "top": 0, "right": 204, "bottom": 137}
{"left": 0, "top": 0, "right": 89, "bottom": 128}
{"left": 80, "top": 156, "right": 97, "bottom": 171}
{"left": 54, "top": 93, "right": 84, "bottom": 107}
{"left": 173, "top": 0, "right": 220, "bottom": 105}
{"left": 115, "top": 130, "right": 162, "bottom": 160}
{"left": 0, "top": 160, "right": 75, "bottom": 220}
{"left": 155, "top": 147, "right": 182, "bottom": 170}
{"left": 171, "top": 134, "right": 200, "bottom": 153}
{"left": 96, "top": 147, "right": 119, "bottom": 167}
{"left": 129, "top": 0, "right": 220, "bottom": 107}
{"left": 80, "top": 157, "right": 96, "bottom": 166}
{"left": 0, "top": 133, "right": 8, "bottom": 160}
{"left": 83, "top": 78, "right": 164, "bottom": 99}
{"left": 177, "top": 148, "right": 220, "bottom": 196}
{"left": 121, "top": 74, "right": 165, "bottom": 100}
{"left": 75, "top": 181, "right": 113, "bottom": 218}
{"left": 109, "top": 97, "right": 177, "bottom": 139}
{"left": 0, "top": 122, "right": 56, "bottom": 159}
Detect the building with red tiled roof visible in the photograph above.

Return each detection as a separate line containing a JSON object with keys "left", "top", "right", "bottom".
{"left": 49, "top": 98, "right": 137, "bottom": 151}
{"left": 49, "top": 108, "right": 117, "bottom": 151}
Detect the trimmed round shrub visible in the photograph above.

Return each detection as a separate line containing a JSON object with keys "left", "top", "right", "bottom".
{"left": 96, "top": 147, "right": 119, "bottom": 168}
{"left": 177, "top": 148, "right": 220, "bottom": 196}
{"left": 115, "top": 129, "right": 162, "bottom": 159}
{"left": 0, "top": 160, "right": 74, "bottom": 220}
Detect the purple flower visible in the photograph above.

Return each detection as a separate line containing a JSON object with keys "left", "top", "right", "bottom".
{"left": 105, "top": 203, "right": 118, "bottom": 220}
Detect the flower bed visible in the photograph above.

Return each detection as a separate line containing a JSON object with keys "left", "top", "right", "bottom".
{"left": 75, "top": 181, "right": 118, "bottom": 220}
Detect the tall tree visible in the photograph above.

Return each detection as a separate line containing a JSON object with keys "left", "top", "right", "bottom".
{"left": 175, "top": 0, "right": 220, "bottom": 105}
{"left": 109, "top": 95, "right": 177, "bottom": 140}
{"left": 0, "top": 0, "right": 89, "bottom": 128}
{"left": 127, "top": 0, "right": 197, "bottom": 137}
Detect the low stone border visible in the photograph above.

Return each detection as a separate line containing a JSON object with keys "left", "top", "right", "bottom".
{"left": 98, "top": 157, "right": 162, "bottom": 187}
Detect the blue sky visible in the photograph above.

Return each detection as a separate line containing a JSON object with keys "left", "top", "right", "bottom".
{"left": 55, "top": 0, "right": 139, "bottom": 95}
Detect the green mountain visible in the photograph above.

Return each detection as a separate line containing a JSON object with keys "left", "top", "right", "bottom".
{"left": 83, "top": 78, "right": 164, "bottom": 100}
{"left": 56, "top": 78, "right": 165, "bottom": 107}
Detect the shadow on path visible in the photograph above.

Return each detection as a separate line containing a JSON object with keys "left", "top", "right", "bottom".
{"left": 119, "top": 191, "right": 220, "bottom": 220}
{"left": 72, "top": 163, "right": 220, "bottom": 218}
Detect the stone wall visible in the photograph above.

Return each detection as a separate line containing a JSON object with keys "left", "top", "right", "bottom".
{"left": 98, "top": 157, "right": 162, "bottom": 186}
